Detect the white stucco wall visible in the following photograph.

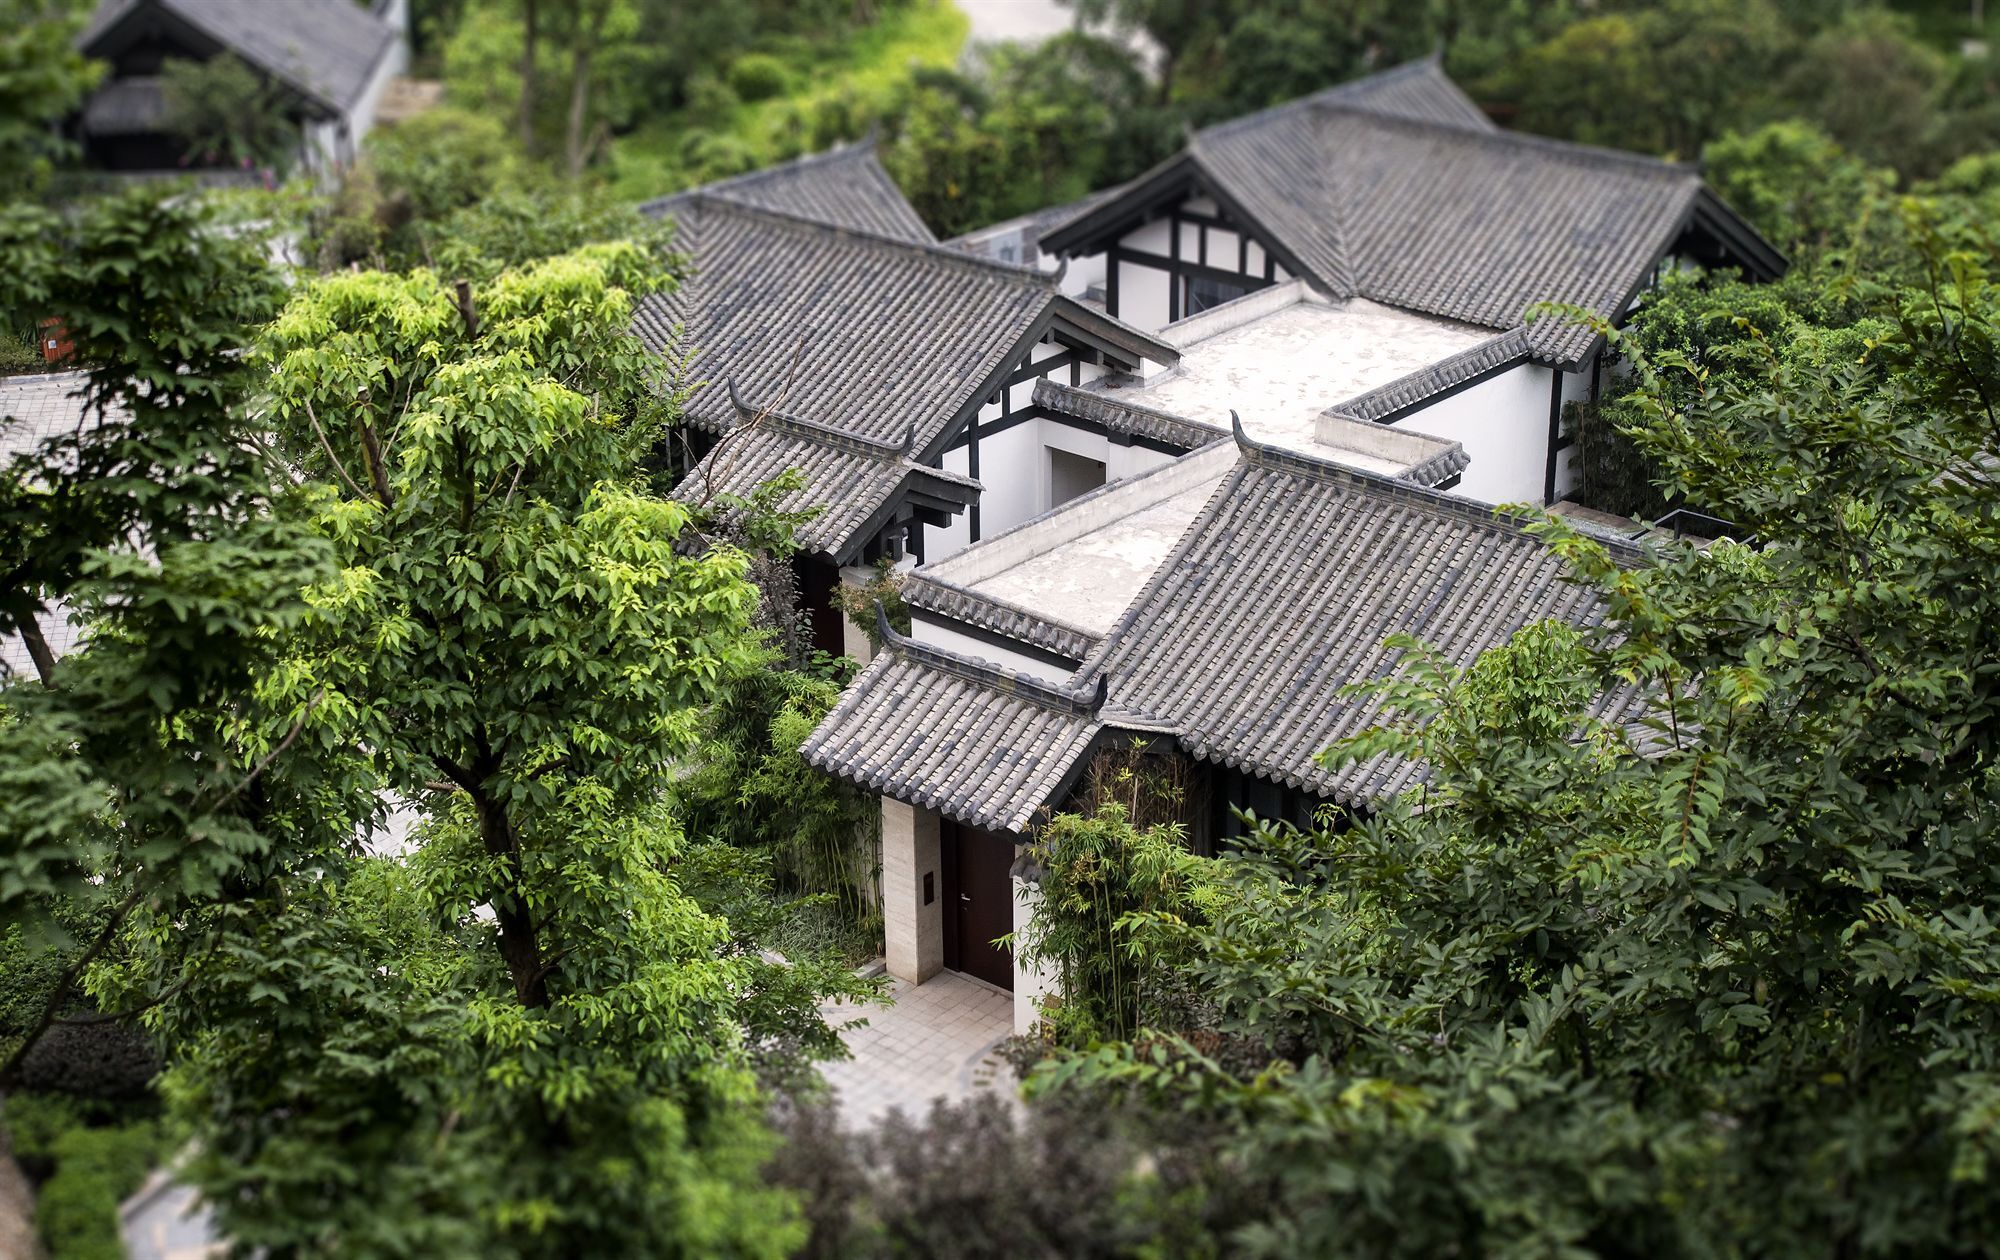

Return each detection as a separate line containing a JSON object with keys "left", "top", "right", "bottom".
{"left": 1389, "top": 361, "right": 1556, "bottom": 506}
{"left": 975, "top": 418, "right": 1045, "bottom": 539}
{"left": 1108, "top": 195, "right": 1288, "bottom": 331}
{"left": 1115, "top": 259, "right": 1172, "bottom": 331}
{"left": 1552, "top": 365, "right": 1591, "bottom": 501}
{"left": 1012, "top": 877, "right": 1059, "bottom": 1034}
{"left": 909, "top": 615, "right": 1073, "bottom": 683}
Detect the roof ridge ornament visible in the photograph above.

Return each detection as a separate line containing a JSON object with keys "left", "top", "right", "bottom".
{"left": 1230, "top": 409, "right": 1260, "bottom": 457}
{"left": 724, "top": 374, "right": 755, "bottom": 422}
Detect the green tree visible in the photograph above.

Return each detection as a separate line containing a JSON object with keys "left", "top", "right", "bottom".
{"left": 93, "top": 243, "right": 861, "bottom": 1256}
{"left": 160, "top": 54, "right": 301, "bottom": 176}
{"left": 0, "top": 0, "right": 99, "bottom": 189}
{"left": 1028, "top": 211, "right": 2000, "bottom": 1254}
{"left": 1702, "top": 121, "right": 1898, "bottom": 265}
{"left": 0, "top": 189, "right": 343, "bottom": 1091}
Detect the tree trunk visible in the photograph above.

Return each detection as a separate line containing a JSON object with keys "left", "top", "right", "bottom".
{"left": 473, "top": 791, "right": 549, "bottom": 1008}
{"left": 519, "top": 0, "right": 538, "bottom": 155}
{"left": 17, "top": 613, "right": 56, "bottom": 688}
{"left": 564, "top": 1, "right": 613, "bottom": 180}
{"left": 565, "top": 49, "right": 591, "bottom": 179}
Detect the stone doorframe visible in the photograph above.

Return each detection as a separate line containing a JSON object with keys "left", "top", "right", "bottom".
{"left": 879, "top": 797, "right": 1057, "bottom": 1034}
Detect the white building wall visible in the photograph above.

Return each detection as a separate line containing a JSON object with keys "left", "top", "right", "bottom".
{"left": 927, "top": 445, "right": 974, "bottom": 559}
{"left": 1108, "top": 194, "right": 1287, "bottom": 332}
{"left": 909, "top": 616, "right": 1074, "bottom": 684}
{"left": 1115, "top": 260, "right": 1172, "bottom": 331}
{"left": 1012, "top": 876, "right": 1060, "bottom": 1034}
{"left": 1389, "top": 361, "right": 1556, "bottom": 506}
{"left": 1060, "top": 250, "right": 1106, "bottom": 298}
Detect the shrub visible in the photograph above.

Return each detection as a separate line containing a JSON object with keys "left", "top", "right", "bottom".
{"left": 14, "top": 1021, "right": 159, "bottom": 1100}
{"left": 367, "top": 106, "right": 516, "bottom": 225}
{"left": 36, "top": 1122, "right": 162, "bottom": 1260}
{"left": 4, "top": 1093, "right": 169, "bottom": 1260}
{"left": 768, "top": 1093, "right": 1214, "bottom": 1259}
{"left": 683, "top": 71, "right": 738, "bottom": 121}
{"left": 728, "top": 53, "right": 791, "bottom": 103}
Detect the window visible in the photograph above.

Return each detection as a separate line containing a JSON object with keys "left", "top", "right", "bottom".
{"left": 1183, "top": 274, "right": 1248, "bottom": 316}
{"left": 1048, "top": 447, "right": 1106, "bottom": 509}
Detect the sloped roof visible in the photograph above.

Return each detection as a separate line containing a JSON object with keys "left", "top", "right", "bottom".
{"left": 1179, "top": 107, "right": 1704, "bottom": 366}
{"left": 79, "top": 76, "right": 165, "bottom": 136}
{"left": 679, "top": 387, "right": 980, "bottom": 561}
{"left": 806, "top": 419, "right": 1648, "bottom": 828}
{"left": 1042, "top": 59, "right": 1779, "bottom": 369}
{"left": 802, "top": 622, "right": 1108, "bottom": 834}
{"left": 1031, "top": 378, "right": 1224, "bottom": 452}
{"left": 1324, "top": 326, "right": 1533, "bottom": 424}
{"left": 640, "top": 196, "right": 1174, "bottom": 557}
{"left": 639, "top": 140, "right": 935, "bottom": 244}
{"left": 637, "top": 198, "right": 1060, "bottom": 444}
{"left": 83, "top": 0, "right": 398, "bottom": 115}
{"left": 1086, "top": 418, "right": 1643, "bottom": 805}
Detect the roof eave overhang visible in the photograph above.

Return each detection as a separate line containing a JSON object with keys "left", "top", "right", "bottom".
{"left": 1036, "top": 149, "right": 1331, "bottom": 298}
{"left": 1691, "top": 187, "right": 1788, "bottom": 282}
{"left": 1038, "top": 152, "right": 1202, "bottom": 256}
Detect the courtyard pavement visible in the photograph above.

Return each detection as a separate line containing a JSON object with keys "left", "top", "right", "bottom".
{"left": 817, "top": 970, "right": 1017, "bottom": 1129}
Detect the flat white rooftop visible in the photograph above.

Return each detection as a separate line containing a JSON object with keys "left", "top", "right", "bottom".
{"left": 1100, "top": 292, "right": 1491, "bottom": 456}
{"left": 916, "top": 288, "right": 1481, "bottom": 644}
{"left": 971, "top": 479, "right": 1219, "bottom": 635}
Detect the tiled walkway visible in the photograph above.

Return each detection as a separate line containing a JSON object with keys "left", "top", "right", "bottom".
{"left": 818, "top": 970, "right": 1016, "bottom": 1129}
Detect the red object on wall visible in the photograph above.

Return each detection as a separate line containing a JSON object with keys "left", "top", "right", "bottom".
{"left": 38, "top": 318, "right": 73, "bottom": 363}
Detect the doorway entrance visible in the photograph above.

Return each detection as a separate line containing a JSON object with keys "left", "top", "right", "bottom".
{"left": 940, "top": 818, "right": 1015, "bottom": 990}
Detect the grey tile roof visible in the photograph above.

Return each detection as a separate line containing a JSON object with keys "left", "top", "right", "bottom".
{"left": 1086, "top": 417, "right": 1645, "bottom": 805}
{"left": 676, "top": 386, "right": 980, "bottom": 561}
{"left": 902, "top": 571, "right": 1101, "bottom": 663}
{"left": 1324, "top": 326, "right": 1533, "bottom": 423}
{"left": 1031, "top": 378, "right": 1223, "bottom": 451}
{"left": 638, "top": 140, "right": 935, "bottom": 244}
{"left": 79, "top": 76, "right": 165, "bottom": 136}
{"left": 805, "top": 418, "right": 1649, "bottom": 825}
{"left": 634, "top": 196, "right": 1175, "bottom": 556}
{"left": 84, "top": 0, "right": 399, "bottom": 114}
{"left": 1041, "top": 58, "right": 1770, "bottom": 370}
{"left": 634, "top": 197, "right": 1058, "bottom": 445}
{"left": 801, "top": 621, "right": 1107, "bottom": 833}
{"left": 1188, "top": 106, "right": 1704, "bottom": 367}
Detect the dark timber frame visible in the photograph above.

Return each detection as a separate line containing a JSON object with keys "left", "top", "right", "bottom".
{"left": 1040, "top": 155, "right": 1302, "bottom": 328}
{"left": 925, "top": 305, "right": 1171, "bottom": 545}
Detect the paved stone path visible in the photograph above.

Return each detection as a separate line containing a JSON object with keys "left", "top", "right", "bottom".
{"left": 818, "top": 971, "right": 1017, "bottom": 1129}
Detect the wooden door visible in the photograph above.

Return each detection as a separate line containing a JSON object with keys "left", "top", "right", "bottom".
{"left": 942, "top": 819, "right": 1015, "bottom": 991}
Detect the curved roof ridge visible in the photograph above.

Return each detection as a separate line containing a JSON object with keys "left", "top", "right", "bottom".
{"left": 1197, "top": 54, "right": 1493, "bottom": 143}
{"left": 1313, "top": 101, "right": 1701, "bottom": 180}
{"left": 1325, "top": 325, "right": 1535, "bottom": 420}
{"left": 1227, "top": 411, "right": 1644, "bottom": 561}
{"left": 664, "top": 136, "right": 876, "bottom": 200}
{"left": 878, "top": 609, "right": 1107, "bottom": 717}
{"left": 673, "top": 193, "right": 1057, "bottom": 289}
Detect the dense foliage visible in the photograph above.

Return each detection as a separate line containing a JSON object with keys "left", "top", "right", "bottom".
{"left": 1011, "top": 211, "right": 2000, "bottom": 1255}
{"left": 159, "top": 53, "right": 300, "bottom": 179}
{"left": 0, "top": 0, "right": 97, "bottom": 191}
{"left": 0, "top": 188, "right": 863, "bottom": 1255}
